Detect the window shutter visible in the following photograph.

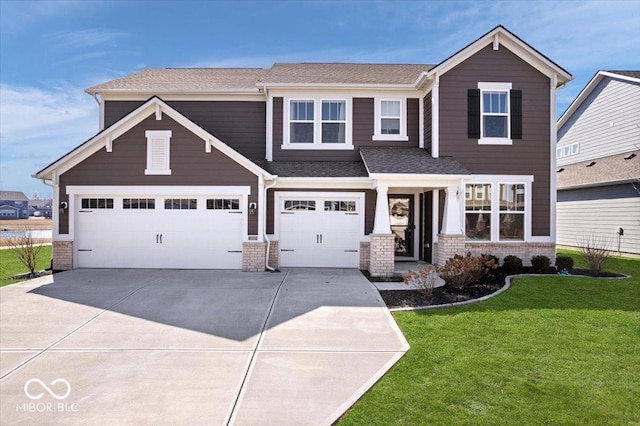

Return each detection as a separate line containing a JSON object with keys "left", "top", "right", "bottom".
{"left": 468, "top": 89, "right": 480, "bottom": 139}
{"left": 510, "top": 90, "right": 522, "bottom": 139}
{"left": 149, "top": 137, "right": 167, "bottom": 170}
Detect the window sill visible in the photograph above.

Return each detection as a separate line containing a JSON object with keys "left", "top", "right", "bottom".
{"left": 478, "top": 138, "right": 513, "bottom": 145}
{"left": 280, "top": 144, "right": 354, "bottom": 150}
{"left": 372, "top": 135, "right": 409, "bottom": 142}
{"left": 145, "top": 169, "right": 172, "bottom": 175}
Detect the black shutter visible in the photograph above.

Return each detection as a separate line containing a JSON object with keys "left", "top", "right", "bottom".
{"left": 510, "top": 90, "right": 522, "bottom": 139}
{"left": 468, "top": 89, "right": 481, "bottom": 139}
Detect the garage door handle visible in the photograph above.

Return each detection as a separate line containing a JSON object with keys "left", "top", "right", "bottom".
{"left": 156, "top": 234, "right": 159, "bottom": 244}
{"left": 320, "top": 234, "right": 323, "bottom": 244}
{"left": 280, "top": 249, "right": 294, "bottom": 252}
{"left": 160, "top": 234, "right": 163, "bottom": 244}
{"left": 344, "top": 250, "right": 358, "bottom": 253}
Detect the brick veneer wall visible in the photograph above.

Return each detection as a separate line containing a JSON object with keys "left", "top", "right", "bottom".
{"left": 359, "top": 241, "right": 370, "bottom": 270}
{"left": 369, "top": 234, "right": 394, "bottom": 277}
{"left": 242, "top": 242, "right": 266, "bottom": 272}
{"left": 267, "top": 240, "right": 279, "bottom": 269}
{"left": 52, "top": 241, "right": 73, "bottom": 270}
{"left": 465, "top": 242, "right": 556, "bottom": 266}
{"left": 433, "top": 234, "right": 465, "bottom": 267}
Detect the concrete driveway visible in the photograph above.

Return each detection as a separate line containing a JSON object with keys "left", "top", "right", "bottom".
{"left": 0, "top": 269, "right": 408, "bottom": 425}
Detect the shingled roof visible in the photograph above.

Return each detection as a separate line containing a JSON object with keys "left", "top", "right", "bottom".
{"left": 360, "top": 147, "right": 470, "bottom": 175}
{"left": 557, "top": 151, "right": 639, "bottom": 189}
{"left": 607, "top": 70, "right": 640, "bottom": 79}
{"left": 0, "top": 191, "right": 29, "bottom": 201}
{"left": 261, "top": 63, "right": 431, "bottom": 86}
{"left": 86, "top": 68, "right": 268, "bottom": 93}
{"left": 256, "top": 161, "right": 368, "bottom": 178}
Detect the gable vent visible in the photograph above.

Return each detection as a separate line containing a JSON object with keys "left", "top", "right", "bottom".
{"left": 586, "top": 161, "right": 596, "bottom": 167}
{"left": 624, "top": 153, "right": 636, "bottom": 160}
{"left": 557, "top": 168, "right": 564, "bottom": 173}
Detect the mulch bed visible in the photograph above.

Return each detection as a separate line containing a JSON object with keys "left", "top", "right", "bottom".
{"left": 3, "top": 270, "right": 52, "bottom": 282}
{"left": 364, "top": 267, "right": 626, "bottom": 309}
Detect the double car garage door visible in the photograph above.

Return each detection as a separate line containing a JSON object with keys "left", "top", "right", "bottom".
{"left": 76, "top": 195, "right": 243, "bottom": 269}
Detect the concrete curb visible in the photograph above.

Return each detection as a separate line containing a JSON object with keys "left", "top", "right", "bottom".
{"left": 389, "top": 272, "right": 631, "bottom": 312}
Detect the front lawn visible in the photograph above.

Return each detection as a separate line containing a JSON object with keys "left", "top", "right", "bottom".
{"left": 0, "top": 245, "right": 52, "bottom": 287}
{"left": 339, "top": 250, "right": 640, "bottom": 425}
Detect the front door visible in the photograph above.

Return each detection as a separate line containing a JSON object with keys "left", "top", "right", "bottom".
{"left": 389, "top": 195, "right": 414, "bottom": 257}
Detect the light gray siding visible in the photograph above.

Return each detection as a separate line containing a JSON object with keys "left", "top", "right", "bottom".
{"left": 558, "top": 77, "right": 640, "bottom": 166}
{"left": 557, "top": 183, "right": 640, "bottom": 255}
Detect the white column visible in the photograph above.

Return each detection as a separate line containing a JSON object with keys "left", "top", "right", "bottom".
{"left": 431, "top": 75, "right": 439, "bottom": 158}
{"left": 257, "top": 175, "right": 264, "bottom": 242}
{"left": 372, "top": 183, "right": 391, "bottom": 234}
{"left": 441, "top": 184, "right": 463, "bottom": 235}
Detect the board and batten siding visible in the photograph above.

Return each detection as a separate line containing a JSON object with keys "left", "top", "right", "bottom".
{"left": 438, "top": 43, "right": 552, "bottom": 237}
{"left": 271, "top": 97, "right": 420, "bottom": 161}
{"left": 558, "top": 77, "right": 640, "bottom": 166}
{"left": 557, "top": 183, "right": 640, "bottom": 255}
{"left": 104, "top": 100, "right": 267, "bottom": 160}
{"left": 58, "top": 114, "right": 259, "bottom": 235}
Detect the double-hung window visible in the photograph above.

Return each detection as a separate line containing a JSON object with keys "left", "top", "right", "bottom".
{"left": 499, "top": 184, "right": 524, "bottom": 241}
{"left": 285, "top": 97, "right": 352, "bottom": 149}
{"left": 465, "top": 184, "right": 491, "bottom": 241}
{"left": 381, "top": 100, "right": 401, "bottom": 135}
{"left": 469, "top": 82, "right": 521, "bottom": 145}
{"left": 290, "top": 100, "right": 314, "bottom": 143}
{"left": 373, "top": 98, "right": 408, "bottom": 141}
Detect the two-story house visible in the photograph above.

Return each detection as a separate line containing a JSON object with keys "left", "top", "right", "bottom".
{"left": 0, "top": 191, "right": 30, "bottom": 220}
{"left": 556, "top": 71, "right": 639, "bottom": 255}
{"left": 35, "top": 26, "right": 572, "bottom": 275}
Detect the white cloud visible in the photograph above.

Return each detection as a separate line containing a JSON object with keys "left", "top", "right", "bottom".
{"left": 0, "top": 82, "right": 97, "bottom": 196}
{"left": 47, "top": 29, "right": 127, "bottom": 49}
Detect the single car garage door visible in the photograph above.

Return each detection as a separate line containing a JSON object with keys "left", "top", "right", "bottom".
{"left": 76, "top": 196, "right": 243, "bottom": 269}
{"left": 278, "top": 194, "right": 363, "bottom": 268}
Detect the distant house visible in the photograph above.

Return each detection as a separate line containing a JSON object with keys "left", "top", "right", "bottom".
{"left": 0, "top": 191, "right": 30, "bottom": 220}
{"left": 29, "top": 199, "right": 53, "bottom": 217}
{"left": 556, "top": 70, "right": 640, "bottom": 255}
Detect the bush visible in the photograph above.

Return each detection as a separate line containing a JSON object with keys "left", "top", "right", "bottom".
{"left": 555, "top": 255, "right": 574, "bottom": 271}
{"left": 579, "top": 233, "right": 610, "bottom": 274}
{"left": 8, "top": 228, "right": 45, "bottom": 276}
{"left": 531, "top": 255, "right": 550, "bottom": 272}
{"left": 482, "top": 253, "right": 500, "bottom": 267}
{"left": 403, "top": 265, "right": 439, "bottom": 298}
{"left": 438, "top": 252, "right": 497, "bottom": 288}
{"left": 502, "top": 255, "right": 523, "bottom": 272}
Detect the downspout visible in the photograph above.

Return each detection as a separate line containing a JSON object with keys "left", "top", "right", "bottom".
{"left": 264, "top": 176, "right": 278, "bottom": 271}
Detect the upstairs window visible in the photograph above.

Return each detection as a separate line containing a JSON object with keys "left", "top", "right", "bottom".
{"left": 145, "top": 130, "right": 172, "bottom": 175}
{"left": 373, "top": 98, "right": 408, "bottom": 141}
{"left": 321, "top": 100, "right": 346, "bottom": 143}
{"left": 468, "top": 83, "right": 521, "bottom": 145}
{"left": 380, "top": 100, "right": 401, "bottom": 135}
{"left": 290, "top": 100, "right": 314, "bottom": 143}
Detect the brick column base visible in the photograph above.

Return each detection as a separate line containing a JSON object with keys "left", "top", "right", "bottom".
{"left": 369, "top": 234, "right": 395, "bottom": 277}
{"left": 267, "top": 240, "right": 279, "bottom": 269}
{"left": 433, "top": 234, "right": 465, "bottom": 267}
{"left": 53, "top": 241, "right": 73, "bottom": 271}
{"left": 359, "top": 241, "right": 370, "bottom": 270}
{"left": 242, "top": 242, "right": 266, "bottom": 272}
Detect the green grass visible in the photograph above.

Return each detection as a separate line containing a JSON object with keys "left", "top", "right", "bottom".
{"left": 0, "top": 245, "right": 52, "bottom": 287}
{"left": 339, "top": 250, "right": 640, "bottom": 425}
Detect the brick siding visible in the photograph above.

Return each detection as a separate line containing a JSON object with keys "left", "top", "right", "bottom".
{"left": 369, "top": 234, "right": 394, "bottom": 277}
{"left": 52, "top": 241, "right": 73, "bottom": 270}
{"left": 242, "top": 242, "right": 266, "bottom": 272}
{"left": 359, "top": 241, "right": 370, "bottom": 270}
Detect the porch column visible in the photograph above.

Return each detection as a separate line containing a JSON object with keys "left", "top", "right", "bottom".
{"left": 370, "top": 182, "right": 394, "bottom": 277}
{"left": 441, "top": 184, "right": 463, "bottom": 235}
{"left": 372, "top": 183, "right": 391, "bottom": 234}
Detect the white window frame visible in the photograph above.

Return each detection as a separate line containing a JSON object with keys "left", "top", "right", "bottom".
{"left": 563, "top": 145, "right": 570, "bottom": 157}
{"left": 283, "top": 97, "right": 353, "bottom": 150}
{"left": 288, "top": 99, "right": 315, "bottom": 144}
{"left": 463, "top": 175, "right": 534, "bottom": 243}
{"left": 464, "top": 183, "right": 492, "bottom": 242}
{"left": 145, "top": 130, "right": 172, "bottom": 175}
{"left": 498, "top": 183, "right": 526, "bottom": 242}
{"left": 320, "top": 99, "right": 347, "bottom": 144}
{"left": 373, "top": 98, "right": 408, "bottom": 141}
{"left": 556, "top": 147, "right": 563, "bottom": 158}
{"left": 478, "top": 82, "right": 512, "bottom": 146}
{"left": 571, "top": 142, "right": 580, "bottom": 155}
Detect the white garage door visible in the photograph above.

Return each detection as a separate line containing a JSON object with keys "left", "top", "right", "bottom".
{"left": 278, "top": 195, "right": 362, "bottom": 268}
{"left": 76, "top": 196, "right": 243, "bottom": 269}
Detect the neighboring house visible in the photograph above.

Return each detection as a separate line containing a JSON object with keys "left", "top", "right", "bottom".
{"left": 556, "top": 71, "right": 640, "bottom": 255}
{"left": 35, "top": 26, "right": 572, "bottom": 274}
{"left": 29, "top": 199, "right": 53, "bottom": 217}
{"left": 0, "top": 191, "right": 29, "bottom": 220}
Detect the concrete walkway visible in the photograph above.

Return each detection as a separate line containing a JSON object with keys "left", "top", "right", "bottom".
{"left": 0, "top": 269, "right": 408, "bottom": 425}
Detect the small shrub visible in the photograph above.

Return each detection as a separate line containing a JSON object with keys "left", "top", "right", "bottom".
{"left": 403, "top": 265, "right": 439, "bottom": 298}
{"left": 502, "top": 255, "right": 523, "bottom": 272}
{"left": 8, "top": 228, "right": 44, "bottom": 276}
{"left": 438, "top": 252, "right": 497, "bottom": 288}
{"left": 555, "top": 255, "right": 574, "bottom": 271}
{"left": 531, "top": 255, "right": 550, "bottom": 272}
{"left": 579, "top": 233, "right": 610, "bottom": 274}
{"left": 481, "top": 253, "right": 500, "bottom": 267}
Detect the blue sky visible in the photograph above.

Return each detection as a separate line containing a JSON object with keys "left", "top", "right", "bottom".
{"left": 1, "top": 0, "right": 639, "bottom": 198}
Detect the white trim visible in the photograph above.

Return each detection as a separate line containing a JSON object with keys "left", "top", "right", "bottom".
{"left": 478, "top": 82, "right": 512, "bottom": 145}
{"left": 67, "top": 185, "right": 251, "bottom": 196}
{"left": 418, "top": 95, "right": 424, "bottom": 149}
{"left": 273, "top": 177, "right": 372, "bottom": 189}
{"left": 260, "top": 82, "right": 416, "bottom": 90}
{"left": 265, "top": 91, "right": 273, "bottom": 161}
{"left": 36, "top": 97, "right": 273, "bottom": 180}
{"left": 257, "top": 176, "right": 265, "bottom": 243}
{"left": 273, "top": 191, "right": 366, "bottom": 241}
{"left": 98, "top": 97, "right": 104, "bottom": 131}
{"left": 431, "top": 76, "right": 439, "bottom": 157}
{"left": 432, "top": 190, "right": 439, "bottom": 242}
{"left": 549, "top": 74, "right": 558, "bottom": 243}
{"left": 372, "top": 98, "right": 409, "bottom": 141}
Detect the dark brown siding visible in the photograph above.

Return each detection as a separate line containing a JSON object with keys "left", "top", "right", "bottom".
{"left": 266, "top": 188, "right": 376, "bottom": 235}
{"left": 59, "top": 114, "right": 259, "bottom": 235}
{"left": 272, "top": 97, "right": 420, "bottom": 161}
{"left": 104, "top": 101, "right": 145, "bottom": 127}
{"left": 439, "top": 44, "right": 551, "bottom": 236}
{"left": 423, "top": 92, "right": 432, "bottom": 153}
{"left": 104, "top": 100, "right": 266, "bottom": 160}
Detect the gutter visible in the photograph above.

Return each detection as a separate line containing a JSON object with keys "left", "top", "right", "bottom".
{"left": 263, "top": 176, "right": 278, "bottom": 272}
